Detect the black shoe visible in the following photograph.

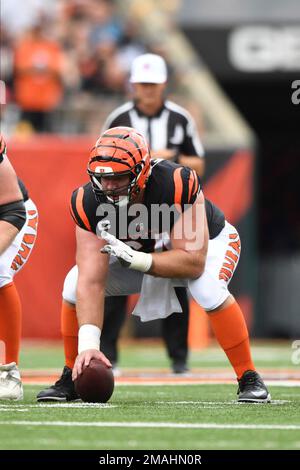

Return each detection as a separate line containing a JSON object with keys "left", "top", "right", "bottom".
{"left": 172, "top": 362, "right": 189, "bottom": 374}
{"left": 237, "top": 370, "right": 271, "bottom": 403}
{"left": 36, "top": 366, "right": 80, "bottom": 402}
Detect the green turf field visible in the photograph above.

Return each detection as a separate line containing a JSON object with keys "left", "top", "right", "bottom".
{"left": 0, "top": 341, "right": 299, "bottom": 450}
{"left": 18, "top": 339, "right": 300, "bottom": 371}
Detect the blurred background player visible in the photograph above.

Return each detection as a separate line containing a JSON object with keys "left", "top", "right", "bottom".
{"left": 0, "top": 135, "right": 38, "bottom": 400}
{"left": 13, "top": 22, "right": 65, "bottom": 133}
{"left": 100, "top": 53, "right": 205, "bottom": 375}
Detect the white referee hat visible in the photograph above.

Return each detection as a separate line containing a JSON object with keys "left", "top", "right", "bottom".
{"left": 130, "top": 54, "right": 167, "bottom": 84}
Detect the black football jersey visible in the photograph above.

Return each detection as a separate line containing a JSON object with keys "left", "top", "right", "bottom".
{"left": 70, "top": 159, "right": 225, "bottom": 253}
{"left": 18, "top": 178, "right": 29, "bottom": 202}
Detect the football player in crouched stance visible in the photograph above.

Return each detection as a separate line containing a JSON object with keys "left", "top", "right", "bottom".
{"left": 37, "top": 127, "right": 270, "bottom": 403}
{"left": 0, "top": 135, "right": 38, "bottom": 400}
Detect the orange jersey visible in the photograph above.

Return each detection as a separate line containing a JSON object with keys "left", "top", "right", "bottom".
{"left": 14, "top": 37, "right": 63, "bottom": 111}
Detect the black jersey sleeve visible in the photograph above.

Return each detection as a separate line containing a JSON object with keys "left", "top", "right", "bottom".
{"left": 70, "top": 184, "right": 94, "bottom": 232}
{"left": 150, "top": 161, "right": 201, "bottom": 211}
{"left": 172, "top": 165, "right": 225, "bottom": 239}
{"left": 18, "top": 178, "right": 29, "bottom": 202}
{"left": 172, "top": 165, "right": 201, "bottom": 210}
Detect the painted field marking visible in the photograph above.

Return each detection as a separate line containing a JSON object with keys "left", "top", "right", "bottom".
{"left": 0, "top": 400, "right": 289, "bottom": 414}
{"left": 0, "top": 421, "right": 299, "bottom": 430}
{"left": 0, "top": 403, "right": 116, "bottom": 409}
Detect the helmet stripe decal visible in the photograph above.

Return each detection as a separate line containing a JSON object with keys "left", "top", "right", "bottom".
{"left": 100, "top": 134, "right": 143, "bottom": 158}
{"left": 89, "top": 156, "right": 132, "bottom": 169}
{"left": 94, "top": 144, "right": 137, "bottom": 165}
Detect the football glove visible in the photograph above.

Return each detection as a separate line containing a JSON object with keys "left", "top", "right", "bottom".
{"left": 97, "top": 220, "right": 152, "bottom": 273}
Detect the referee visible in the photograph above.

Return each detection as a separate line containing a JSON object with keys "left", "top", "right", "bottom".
{"left": 101, "top": 53, "right": 205, "bottom": 374}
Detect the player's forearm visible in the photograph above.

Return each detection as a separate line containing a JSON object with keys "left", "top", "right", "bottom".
{"left": 76, "top": 281, "right": 106, "bottom": 353}
{"left": 149, "top": 249, "right": 205, "bottom": 279}
{"left": 178, "top": 155, "right": 205, "bottom": 177}
{"left": 0, "top": 157, "right": 23, "bottom": 205}
{"left": 76, "top": 281, "right": 105, "bottom": 330}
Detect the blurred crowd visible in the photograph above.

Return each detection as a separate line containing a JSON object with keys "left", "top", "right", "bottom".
{"left": 1, "top": 0, "right": 171, "bottom": 133}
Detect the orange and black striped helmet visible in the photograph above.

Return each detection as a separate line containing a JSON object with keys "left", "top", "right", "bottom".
{"left": 87, "top": 127, "right": 151, "bottom": 206}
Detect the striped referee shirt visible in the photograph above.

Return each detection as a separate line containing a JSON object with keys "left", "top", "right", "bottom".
{"left": 102, "top": 100, "right": 204, "bottom": 158}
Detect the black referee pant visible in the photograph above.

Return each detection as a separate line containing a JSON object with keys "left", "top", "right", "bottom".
{"left": 101, "top": 288, "right": 189, "bottom": 367}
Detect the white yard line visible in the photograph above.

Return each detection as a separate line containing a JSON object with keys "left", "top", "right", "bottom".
{"left": 0, "top": 403, "right": 116, "bottom": 409}
{"left": 0, "top": 400, "right": 289, "bottom": 412}
{"left": 116, "top": 380, "right": 300, "bottom": 387}
{"left": 0, "top": 421, "right": 299, "bottom": 430}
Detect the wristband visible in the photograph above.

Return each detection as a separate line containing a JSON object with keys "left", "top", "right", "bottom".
{"left": 78, "top": 324, "right": 101, "bottom": 353}
{"left": 129, "top": 251, "right": 153, "bottom": 273}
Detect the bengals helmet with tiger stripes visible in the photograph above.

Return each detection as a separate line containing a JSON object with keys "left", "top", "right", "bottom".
{"left": 87, "top": 127, "right": 151, "bottom": 206}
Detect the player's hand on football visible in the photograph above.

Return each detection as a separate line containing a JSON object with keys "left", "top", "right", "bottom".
{"left": 72, "top": 349, "right": 112, "bottom": 381}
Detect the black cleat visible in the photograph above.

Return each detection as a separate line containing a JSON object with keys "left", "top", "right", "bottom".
{"left": 237, "top": 370, "right": 271, "bottom": 403}
{"left": 172, "top": 362, "right": 190, "bottom": 375}
{"left": 36, "top": 366, "right": 80, "bottom": 402}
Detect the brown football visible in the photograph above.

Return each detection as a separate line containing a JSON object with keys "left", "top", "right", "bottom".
{"left": 74, "top": 359, "right": 114, "bottom": 403}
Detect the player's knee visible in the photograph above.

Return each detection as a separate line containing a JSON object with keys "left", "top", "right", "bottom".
{"left": 0, "top": 274, "right": 13, "bottom": 289}
{"left": 62, "top": 266, "right": 78, "bottom": 304}
{"left": 0, "top": 263, "right": 13, "bottom": 288}
{"left": 188, "top": 275, "right": 229, "bottom": 311}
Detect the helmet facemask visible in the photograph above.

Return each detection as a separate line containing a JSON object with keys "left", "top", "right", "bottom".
{"left": 87, "top": 127, "right": 151, "bottom": 207}
{"left": 88, "top": 161, "right": 146, "bottom": 207}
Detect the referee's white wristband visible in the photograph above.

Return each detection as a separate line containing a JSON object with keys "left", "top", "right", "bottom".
{"left": 129, "top": 251, "right": 152, "bottom": 273}
{"left": 78, "top": 324, "right": 101, "bottom": 354}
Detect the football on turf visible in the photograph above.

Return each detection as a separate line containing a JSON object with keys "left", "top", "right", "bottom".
{"left": 74, "top": 359, "right": 114, "bottom": 403}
